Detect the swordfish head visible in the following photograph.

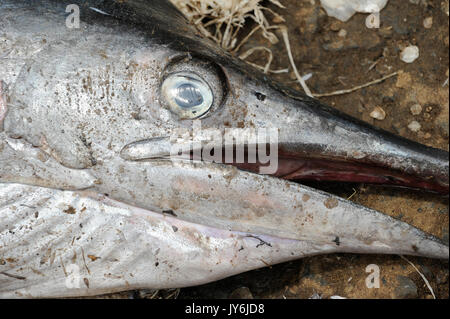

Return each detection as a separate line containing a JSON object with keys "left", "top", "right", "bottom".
{"left": 0, "top": 0, "right": 448, "bottom": 297}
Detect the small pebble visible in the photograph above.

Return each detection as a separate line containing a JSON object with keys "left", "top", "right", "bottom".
{"left": 436, "top": 270, "right": 449, "bottom": 285}
{"left": 337, "top": 29, "right": 347, "bottom": 37}
{"left": 370, "top": 106, "right": 386, "bottom": 120}
{"left": 442, "top": 1, "right": 449, "bottom": 16}
{"left": 400, "top": 45, "right": 420, "bottom": 63}
{"left": 408, "top": 121, "right": 421, "bottom": 132}
{"left": 394, "top": 276, "right": 418, "bottom": 299}
{"left": 322, "top": 39, "right": 345, "bottom": 51}
{"left": 423, "top": 16, "right": 433, "bottom": 29}
{"left": 437, "top": 120, "right": 449, "bottom": 138}
{"left": 309, "top": 292, "right": 322, "bottom": 299}
{"left": 378, "top": 27, "right": 393, "bottom": 38}
{"left": 329, "top": 21, "right": 341, "bottom": 31}
{"left": 410, "top": 103, "right": 422, "bottom": 115}
{"left": 229, "top": 287, "right": 254, "bottom": 299}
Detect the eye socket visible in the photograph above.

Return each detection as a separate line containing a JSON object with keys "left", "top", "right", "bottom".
{"left": 161, "top": 72, "right": 213, "bottom": 119}
{"left": 159, "top": 56, "right": 227, "bottom": 120}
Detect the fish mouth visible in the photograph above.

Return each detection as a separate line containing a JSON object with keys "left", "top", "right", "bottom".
{"left": 120, "top": 139, "right": 449, "bottom": 195}
{"left": 233, "top": 148, "right": 449, "bottom": 195}
{"left": 115, "top": 137, "right": 448, "bottom": 260}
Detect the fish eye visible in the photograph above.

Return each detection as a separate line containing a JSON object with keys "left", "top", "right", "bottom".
{"left": 159, "top": 56, "right": 227, "bottom": 120}
{"left": 161, "top": 72, "right": 213, "bottom": 119}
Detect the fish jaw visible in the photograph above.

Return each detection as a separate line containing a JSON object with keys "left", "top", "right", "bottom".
{"left": 88, "top": 154, "right": 448, "bottom": 260}
{"left": 0, "top": 183, "right": 339, "bottom": 298}
{"left": 206, "top": 65, "right": 449, "bottom": 194}
{"left": 0, "top": 178, "right": 447, "bottom": 297}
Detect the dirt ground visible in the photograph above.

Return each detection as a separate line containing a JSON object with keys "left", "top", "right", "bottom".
{"left": 99, "top": 0, "right": 449, "bottom": 299}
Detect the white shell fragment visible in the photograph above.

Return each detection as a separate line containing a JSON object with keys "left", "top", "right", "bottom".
{"left": 365, "top": 12, "right": 380, "bottom": 28}
{"left": 410, "top": 103, "right": 422, "bottom": 115}
{"left": 408, "top": 121, "right": 422, "bottom": 132}
{"left": 320, "top": 0, "right": 389, "bottom": 22}
{"left": 338, "top": 29, "right": 348, "bottom": 37}
{"left": 423, "top": 16, "right": 433, "bottom": 29}
{"left": 370, "top": 106, "right": 386, "bottom": 120}
{"left": 400, "top": 45, "right": 420, "bottom": 63}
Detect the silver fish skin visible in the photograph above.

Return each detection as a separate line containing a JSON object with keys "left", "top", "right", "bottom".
{"left": 0, "top": 0, "right": 448, "bottom": 298}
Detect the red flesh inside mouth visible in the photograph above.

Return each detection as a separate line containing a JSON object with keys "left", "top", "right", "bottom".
{"left": 233, "top": 156, "right": 448, "bottom": 195}
{"left": 199, "top": 146, "right": 448, "bottom": 195}
{"left": 183, "top": 144, "right": 448, "bottom": 194}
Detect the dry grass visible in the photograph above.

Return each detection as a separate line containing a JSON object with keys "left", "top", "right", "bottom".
{"left": 170, "top": 0, "right": 285, "bottom": 51}
{"left": 170, "top": 0, "right": 394, "bottom": 98}
{"left": 170, "top": 0, "right": 317, "bottom": 96}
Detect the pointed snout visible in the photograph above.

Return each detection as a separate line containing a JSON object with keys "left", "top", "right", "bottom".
{"left": 218, "top": 67, "right": 449, "bottom": 193}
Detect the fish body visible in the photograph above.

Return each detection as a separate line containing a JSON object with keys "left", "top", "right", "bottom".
{"left": 0, "top": 0, "right": 448, "bottom": 297}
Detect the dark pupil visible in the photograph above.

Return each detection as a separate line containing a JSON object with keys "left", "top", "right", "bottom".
{"left": 174, "top": 83, "right": 204, "bottom": 109}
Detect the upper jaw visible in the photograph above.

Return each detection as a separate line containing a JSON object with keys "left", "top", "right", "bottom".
{"left": 120, "top": 136, "right": 449, "bottom": 195}
{"left": 119, "top": 86, "right": 449, "bottom": 195}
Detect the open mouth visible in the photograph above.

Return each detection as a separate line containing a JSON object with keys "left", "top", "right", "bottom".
{"left": 120, "top": 138, "right": 449, "bottom": 195}
{"left": 232, "top": 149, "right": 449, "bottom": 195}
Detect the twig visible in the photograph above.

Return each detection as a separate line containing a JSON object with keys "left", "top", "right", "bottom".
{"left": 367, "top": 58, "right": 381, "bottom": 72}
{"left": 347, "top": 188, "right": 357, "bottom": 200}
{"left": 231, "top": 25, "right": 261, "bottom": 54}
{"left": 313, "top": 71, "right": 399, "bottom": 98}
{"left": 239, "top": 46, "right": 273, "bottom": 74}
{"left": 166, "top": 288, "right": 181, "bottom": 299}
{"left": 245, "top": 61, "right": 289, "bottom": 74}
{"left": 399, "top": 255, "right": 436, "bottom": 299}
{"left": 279, "top": 25, "right": 313, "bottom": 97}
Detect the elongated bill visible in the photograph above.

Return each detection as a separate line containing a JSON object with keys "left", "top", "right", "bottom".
{"left": 0, "top": 183, "right": 345, "bottom": 298}
{"left": 0, "top": 181, "right": 447, "bottom": 298}
{"left": 90, "top": 157, "right": 448, "bottom": 260}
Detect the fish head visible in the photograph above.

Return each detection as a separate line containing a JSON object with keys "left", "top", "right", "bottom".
{"left": 3, "top": 14, "right": 448, "bottom": 192}
{"left": 2, "top": 23, "right": 274, "bottom": 168}
{"left": 1, "top": 0, "right": 448, "bottom": 261}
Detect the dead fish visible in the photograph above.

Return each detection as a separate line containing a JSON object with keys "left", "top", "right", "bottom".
{"left": 0, "top": 0, "right": 448, "bottom": 298}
